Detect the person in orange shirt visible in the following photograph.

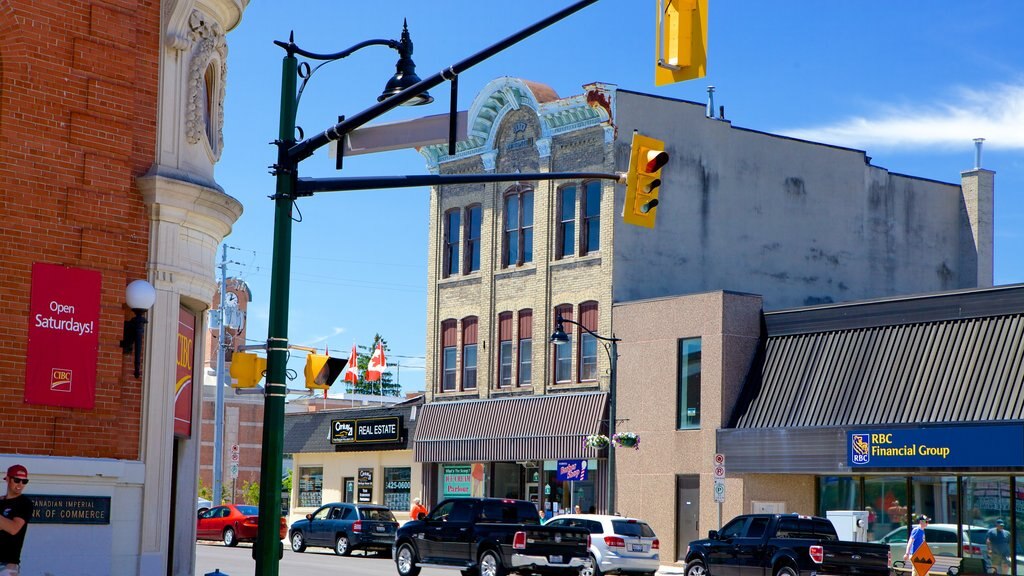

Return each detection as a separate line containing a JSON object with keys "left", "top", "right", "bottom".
{"left": 410, "top": 498, "right": 428, "bottom": 521}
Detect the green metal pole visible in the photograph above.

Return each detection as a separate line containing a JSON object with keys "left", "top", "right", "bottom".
{"left": 255, "top": 49, "right": 297, "bottom": 576}
{"left": 608, "top": 339, "right": 617, "bottom": 515}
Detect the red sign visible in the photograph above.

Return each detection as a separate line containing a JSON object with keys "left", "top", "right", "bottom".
{"left": 174, "top": 307, "right": 195, "bottom": 438}
{"left": 25, "top": 263, "right": 101, "bottom": 409}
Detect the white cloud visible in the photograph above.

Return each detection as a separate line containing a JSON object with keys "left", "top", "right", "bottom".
{"left": 780, "top": 83, "right": 1024, "bottom": 151}
{"left": 307, "top": 327, "right": 345, "bottom": 345}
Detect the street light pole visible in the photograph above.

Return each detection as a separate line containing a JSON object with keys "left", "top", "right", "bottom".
{"left": 550, "top": 314, "right": 620, "bottom": 515}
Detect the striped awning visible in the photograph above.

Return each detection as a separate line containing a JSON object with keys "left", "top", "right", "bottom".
{"left": 414, "top": 392, "right": 608, "bottom": 463}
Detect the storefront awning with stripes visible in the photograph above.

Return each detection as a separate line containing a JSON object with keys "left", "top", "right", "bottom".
{"left": 413, "top": 391, "right": 608, "bottom": 463}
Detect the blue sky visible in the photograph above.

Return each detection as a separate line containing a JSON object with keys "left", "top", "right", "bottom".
{"left": 217, "top": 1, "right": 1024, "bottom": 396}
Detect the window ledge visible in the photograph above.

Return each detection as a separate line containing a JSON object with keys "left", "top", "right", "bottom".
{"left": 490, "top": 387, "right": 536, "bottom": 397}
{"left": 549, "top": 382, "right": 602, "bottom": 392}
{"left": 439, "top": 274, "right": 482, "bottom": 288}
{"left": 550, "top": 255, "right": 601, "bottom": 272}
{"left": 494, "top": 266, "right": 537, "bottom": 281}
{"left": 433, "top": 390, "right": 480, "bottom": 400}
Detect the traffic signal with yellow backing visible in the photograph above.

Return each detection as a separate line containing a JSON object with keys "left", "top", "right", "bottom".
{"left": 304, "top": 353, "right": 346, "bottom": 390}
{"left": 623, "top": 131, "right": 669, "bottom": 228}
{"left": 655, "top": 0, "right": 708, "bottom": 86}
{"left": 230, "top": 352, "right": 267, "bottom": 388}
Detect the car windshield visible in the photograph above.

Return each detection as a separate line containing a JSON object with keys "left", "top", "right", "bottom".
{"left": 237, "top": 506, "right": 258, "bottom": 516}
{"left": 612, "top": 520, "right": 656, "bottom": 538}
{"left": 360, "top": 508, "right": 396, "bottom": 522}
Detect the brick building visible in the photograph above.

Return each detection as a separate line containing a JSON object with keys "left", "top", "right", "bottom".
{"left": 0, "top": 1, "right": 246, "bottom": 574}
{"left": 409, "top": 77, "right": 992, "bottom": 516}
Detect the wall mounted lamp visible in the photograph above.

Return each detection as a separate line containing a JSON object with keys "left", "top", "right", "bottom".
{"left": 120, "top": 279, "right": 156, "bottom": 378}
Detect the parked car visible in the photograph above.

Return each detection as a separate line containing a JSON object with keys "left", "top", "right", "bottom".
{"left": 196, "top": 504, "right": 287, "bottom": 547}
{"left": 289, "top": 502, "right": 399, "bottom": 556}
{"left": 545, "top": 514, "right": 660, "bottom": 576}
{"left": 197, "top": 498, "right": 213, "bottom": 512}
{"left": 684, "top": 514, "right": 891, "bottom": 576}
{"left": 393, "top": 497, "right": 590, "bottom": 576}
{"left": 873, "top": 523, "right": 990, "bottom": 560}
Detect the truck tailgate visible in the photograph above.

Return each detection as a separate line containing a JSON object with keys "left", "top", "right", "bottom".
{"left": 522, "top": 526, "right": 589, "bottom": 561}
{"left": 821, "top": 542, "right": 891, "bottom": 576}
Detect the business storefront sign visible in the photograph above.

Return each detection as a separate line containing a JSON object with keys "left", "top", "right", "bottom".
{"left": 442, "top": 465, "right": 472, "bottom": 498}
{"left": 29, "top": 495, "right": 111, "bottom": 525}
{"left": 358, "top": 467, "right": 374, "bottom": 503}
{"left": 556, "top": 460, "right": 588, "bottom": 482}
{"left": 848, "top": 425, "right": 1024, "bottom": 468}
{"left": 24, "top": 263, "right": 102, "bottom": 409}
{"left": 330, "top": 416, "right": 402, "bottom": 444}
{"left": 174, "top": 307, "right": 195, "bottom": 438}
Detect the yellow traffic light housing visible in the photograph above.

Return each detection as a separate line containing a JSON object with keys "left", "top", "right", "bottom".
{"left": 230, "top": 352, "right": 267, "bottom": 388}
{"left": 623, "top": 131, "right": 669, "bottom": 228}
{"left": 655, "top": 0, "right": 708, "bottom": 86}
{"left": 304, "top": 353, "right": 346, "bottom": 390}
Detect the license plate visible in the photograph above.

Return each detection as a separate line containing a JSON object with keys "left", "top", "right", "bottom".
{"left": 550, "top": 555, "right": 563, "bottom": 564}
{"left": 376, "top": 526, "right": 386, "bottom": 533}
{"left": 631, "top": 544, "right": 644, "bottom": 552}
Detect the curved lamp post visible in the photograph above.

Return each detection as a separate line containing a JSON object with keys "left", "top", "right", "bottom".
{"left": 256, "top": 24, "right": 433, "bottom": 576}
{"left": 120, "top": 279, "right": 156, "bottom": 378}
{"left": 550, "top": 313, "right": 620, "bottom": 515}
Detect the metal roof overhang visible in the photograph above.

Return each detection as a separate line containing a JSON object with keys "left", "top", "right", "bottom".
{"left": 413, "top": 392, "right": 608, "bottom": 463}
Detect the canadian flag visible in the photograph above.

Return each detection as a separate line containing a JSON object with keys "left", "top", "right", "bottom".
{"left": 342, "top": 343, "right": 360, "bottom": 384}
{"left": 366, "top": 341, "right": 386, "bottom": 382}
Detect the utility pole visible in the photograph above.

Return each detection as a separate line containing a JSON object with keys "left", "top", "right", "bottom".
{"left": 212, "top": 244, "right": 228, "bottom": 505}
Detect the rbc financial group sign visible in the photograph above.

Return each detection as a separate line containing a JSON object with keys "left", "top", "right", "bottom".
{"left": 848, "top": 425, "right": 1024, "bottom": 468}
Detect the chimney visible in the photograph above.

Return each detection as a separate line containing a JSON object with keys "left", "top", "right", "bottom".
{"left": 973, "top": 137, "right": 985, "bottom": 169}
{"left": 706, "top": 86, "right": 715, "bottom": 119}
{"left": 960, "top": 138, "right": 994, "bottom": 288}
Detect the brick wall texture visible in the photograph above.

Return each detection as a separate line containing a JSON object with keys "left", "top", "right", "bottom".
{"left": 0, "top": 0, "right": 159, "bottom": 459}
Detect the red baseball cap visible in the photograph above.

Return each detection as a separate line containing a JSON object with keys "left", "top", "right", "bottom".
{"left": 6, "top": 464, "right": 28, "bottom": 479}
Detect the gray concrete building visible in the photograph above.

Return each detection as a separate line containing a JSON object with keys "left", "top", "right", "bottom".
{"left": 409, "top": 77, "right": 993, "bottom": 521}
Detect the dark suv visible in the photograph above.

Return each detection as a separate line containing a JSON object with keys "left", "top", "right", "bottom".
{"left": 289, "top": 502, "right": 399, "bottom": 556}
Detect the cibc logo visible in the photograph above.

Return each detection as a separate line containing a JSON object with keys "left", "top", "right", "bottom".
{"left": 851, "top": 433, "right": 870, "bottom": 465}
{"left": 50, "top": 367, "right": 73, "bottom": 392}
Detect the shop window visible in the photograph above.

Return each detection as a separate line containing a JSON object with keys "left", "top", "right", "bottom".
{"left": 557, "top": 185, "right": 576, "bottom": 259}
{"left": 462, "top": 317, "right": 478, "bottom": 390}
{"left": 498, "top": 312, "right": 513, "bottom": 387}
{"left": 443, "top": 209, "right": 460, "bottom": 278}
{"left": 465, "top": 205, "right": 481, "bottom": 273}
{"left": 441, "top": 320, "right": 457, "bottom": 392}
{"left": 864, "top": 476, "right": 909, "bottom": 543}
{"left": 297, "top": 466, "right": 323, "bottom": 508}
{"left": 578, "top": 301, "right": 598, "bottom": 382}
{"left": 677, "top": 338, "right": 702, "bottom": 429}
{"left": 383, "top": 467, "right": 411, "bottom": 513}
{"left": 503, "top": 188, "right": 533, "bottom": 267}
{"left": 963, "top": 476, "right": 1012, "bottom": 570}
{"left": 581, "top": 181, "right": 601, "bottom": 255}
{"left": 554, "top": 305, "right": 573, "bottom": 384}
{"left": 817, "top": 476, "right": 861, "bottom": 523}
{"left": 518, "top": 310, "right": 533, "bottom": 386}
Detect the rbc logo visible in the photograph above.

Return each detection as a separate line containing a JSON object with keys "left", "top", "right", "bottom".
{"left": 851, "top": 434, "right": 870, "bottom": 465}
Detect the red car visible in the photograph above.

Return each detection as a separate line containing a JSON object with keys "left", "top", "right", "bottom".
{"left": 196, "top": 504, "right": 287, "bottom": 546}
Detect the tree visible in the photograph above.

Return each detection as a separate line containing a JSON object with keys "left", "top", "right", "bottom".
{"left": 241, "top": 480, "right": 260, "bottom": 505}
{"left": 344, "top": 333, "right": 402, "bottom": 397}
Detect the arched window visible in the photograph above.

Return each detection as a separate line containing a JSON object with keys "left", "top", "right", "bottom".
{"left": 503, "top": 187, "right": 534, "bottom": 267}
{"left": 465, "top": 204, "right": 482, "bottom": 273}
{"left": 517, "top": 309, "right": 533, "bottom": 387}
{"left": 497, "top": 312, "right": 513, "bottom": 388}
{"left": 557, "top": 185, "right": 576, "bottom": 259}
{"left": 553, "top": 304, "right": 573, "bottom": 384}
{"left": 203, "top": 63, "right": 217, "bottom": 152}
{"left": 578, "top": 301, "right": 599, "bottom": 381}
{"left": 440, "top": 320, "right": 457, "bottom": 392}
{"left": 461, "top": 317, "right": 478, "bottom": 390}
{"left": 581, "top": 181, "right": 601, "bottom": 255}
{"left": 443, "top": 209, "right": 461, "bottom": 278}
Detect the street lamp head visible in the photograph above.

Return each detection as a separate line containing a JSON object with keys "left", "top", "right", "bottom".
{"left": 378, "top": 20, "right": 433, "bottom": 106}
{"left": 550, "top": 314, "right": 570, "bottom": 346}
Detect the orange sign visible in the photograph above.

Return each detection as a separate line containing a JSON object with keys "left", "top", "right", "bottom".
{"left": 911, "top": 541, "right": 935, "bottom": 576}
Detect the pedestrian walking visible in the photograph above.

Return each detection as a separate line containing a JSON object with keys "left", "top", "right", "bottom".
{"left": 0, "top": 465, "right": 33, "bottom": 576}
{"left": 410, "top": 497, "right": 428, "bottom": 521}
{"left": 986, "top": 519, "right": 1011, "bottom": 574}
{"left": 904, "top": 514, "right": 930, "bottom": 561}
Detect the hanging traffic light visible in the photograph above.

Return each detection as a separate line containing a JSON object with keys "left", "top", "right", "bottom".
{"left": 304, "top": 353, "right": 346, "bottom": 390}
{"left": 655, "top": 0, "right": 708, "bottom": 86}
{"left": 230, "top": 352, "right": 267, "bottom": 388}
{"left": 623, "top": 131, "right": 669, "bottom": 228}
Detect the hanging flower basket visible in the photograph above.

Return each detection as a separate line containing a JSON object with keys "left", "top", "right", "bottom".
{"left": 613, "top": 432, "right": 641, "bottom": 450}
{"left": 585, "top": 434, "right": 610, "bottom": 450}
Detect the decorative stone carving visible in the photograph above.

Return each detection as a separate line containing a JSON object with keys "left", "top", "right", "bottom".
{"left": 185, "top": 10, "right": 227, "bottom": 158}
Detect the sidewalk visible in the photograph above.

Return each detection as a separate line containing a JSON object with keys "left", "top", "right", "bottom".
{"left": 658, "top": 564, "right": 687, "bottom": 575}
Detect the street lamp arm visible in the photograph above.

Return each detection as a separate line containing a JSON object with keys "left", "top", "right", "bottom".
{"left": 287, "top": 0, "right": 601, "bottom": 163}
{"left": 273, "top": 38, "right": 399, "bottom": 62}
{"left": 555, "top": 314, "right": 620, "bottom": 343}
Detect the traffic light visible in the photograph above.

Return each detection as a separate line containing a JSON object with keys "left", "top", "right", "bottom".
{"left": 304, "top": 353, "right": 346, "bottom": 390}
{"left": 655, "top": 0, "right": 708, "bottom": 86}
{"left": 230, "top": 352, "right": 266, "bottom": 388}
{"left": 623, "top": 131, "right": 669, "bottom": 228}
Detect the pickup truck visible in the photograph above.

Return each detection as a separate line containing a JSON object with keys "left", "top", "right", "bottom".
{"left": 393, "top": 497, "right": 590, "bottom": 576}
{"left": 683, "top": 514, "right": 891, "bottom": 576}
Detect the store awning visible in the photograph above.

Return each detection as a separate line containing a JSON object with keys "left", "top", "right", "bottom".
{"left": 413, "top": 392, "right": 607, "bottom": 463}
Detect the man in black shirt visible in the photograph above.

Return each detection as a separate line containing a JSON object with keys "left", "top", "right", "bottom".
{"left": 0, "top": 464, "right": 33, "bottom": 575}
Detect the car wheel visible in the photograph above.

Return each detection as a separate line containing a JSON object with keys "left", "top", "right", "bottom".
{"left": 775, "top": 566, "right": 798, "bottom": 576}
{"left": 334, "top": 534, "right": 351, "bottom": 556}
{"left": 479, "top": 550, "right": 508, "bottom": 576}
{"left": 580, "top": 553, "right": 602, "bottom": 576}
{"left": 290, "top": 532, "right": 306, "bottom": 553}
{"left": 222, "top": 527, "right": 238, "bottom": 547}
{"left": 395, "top": 543, "right": 422, "bottom": 576}
{"left": 686, "top": 559, "right": 708, "bottom": 576}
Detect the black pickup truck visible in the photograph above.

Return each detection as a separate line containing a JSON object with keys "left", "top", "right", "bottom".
{"left": 684, "top": 514, "right": 891, "bottom": 576}
{"left": 393, "top": 497, "right": 590, "bottom": 576}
